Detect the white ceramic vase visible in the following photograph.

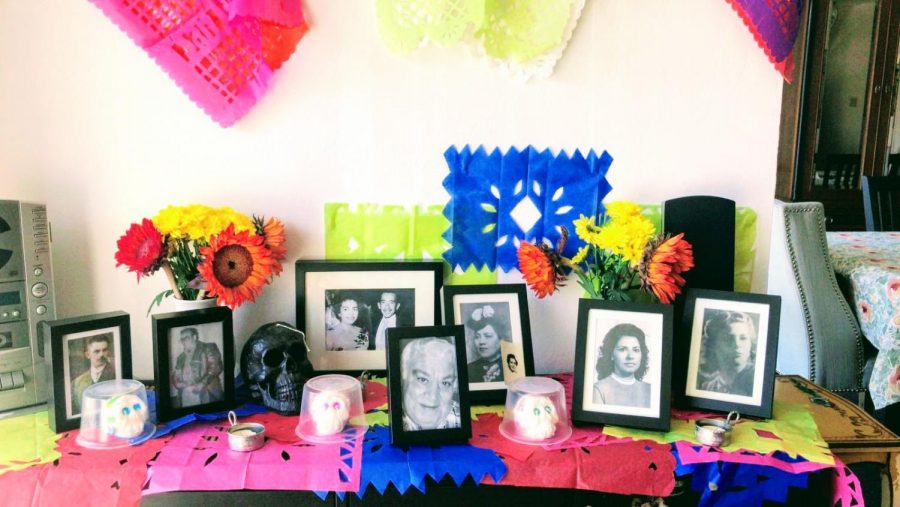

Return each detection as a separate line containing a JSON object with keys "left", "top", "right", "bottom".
{"left": 173, "top": 297, "right": 217, "bottom": 312}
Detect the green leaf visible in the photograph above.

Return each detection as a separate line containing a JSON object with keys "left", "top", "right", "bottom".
{"left": 480, "top": 203, "right": 497, "bottom": 213}
{"left": 146, "top": 290, "right": 174, "bottom": 316}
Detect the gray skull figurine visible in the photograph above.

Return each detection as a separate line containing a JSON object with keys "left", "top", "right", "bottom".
{"left": 241, "top": 322, "right": 313, "bottom": 415}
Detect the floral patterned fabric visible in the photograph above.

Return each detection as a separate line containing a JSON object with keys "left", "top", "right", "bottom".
{"left": 827, "top": 231, "right": 900, "bottom": 409}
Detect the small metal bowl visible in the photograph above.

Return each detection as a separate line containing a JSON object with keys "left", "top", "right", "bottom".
{"left": 226, "top": 411, "right": 266, "bottom": 452}
{"left": 694, "top": 411, "right": 740, "bottom": 447}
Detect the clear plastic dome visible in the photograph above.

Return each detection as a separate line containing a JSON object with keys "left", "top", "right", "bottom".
{"left": 76, "top": 379, "right": 156, "bottom": 449}
{"left": 295, "top": 374, "right": 367, "bottom": 443}
{"left": 499, "top": 377, "right": 572, "bottom": 445}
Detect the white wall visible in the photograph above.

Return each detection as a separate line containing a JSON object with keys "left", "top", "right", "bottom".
{"left": 0, "top": 0, "right": 783, "bottom": 379}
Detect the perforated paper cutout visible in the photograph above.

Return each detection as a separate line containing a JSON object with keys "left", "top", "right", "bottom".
{"left": 675, "top": 443, "right": 832, "bottom": 475}
{"left": 0, "top": 429, "right": 170, "bottom": 506}
{"left": 375, "top": 0, "right": 586, "bottom": 80}
{"left": 726, "top": 0, "right": 803, "bottom": 82}
{"left": 325, "top": 203, "right": 449, "bottom": 261}
{"left": 675, "top": 454, "right": 812, "bottom": 506}
{"left": 443, "top": 145, "right": 613, "bottom": 272}
{"left": 87, "top": 0, "right": 308, "bottom": 126}
{"left": 831, "top": 455, "right": 865, "bottom": 507}
{"left": 145, "top": 419, "right": 364, "bottom": 495}
{"left": 356, "top": 426, "right": 506, "bottom": 496}
{"left": 605, "top": 401, "right": 833, "bottom": 466}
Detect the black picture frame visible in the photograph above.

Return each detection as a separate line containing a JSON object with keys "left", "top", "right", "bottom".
{"left": 42, "top": 311, "right": 132, "bottom": 433}
{"left": 679, "top": 289, "right": 781, "bottom": 419}
{"left": 152, "top": 306, "right": 234, "bottom": 422}
{"left": 572, "top": 299, "right": 673, "bottom": 432}
{"left": 295, "top": 260, "right": 443, "bottom": 373}
{"left": 442, "top": 283, "right": 534, "bottom": 404}
{"left": 386, "top": 325, "right": 472, "bottom": 446}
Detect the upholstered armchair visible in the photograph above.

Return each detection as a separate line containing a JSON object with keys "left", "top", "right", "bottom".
{"left": 768, "top": 201, "right": 869, "bottom": 398}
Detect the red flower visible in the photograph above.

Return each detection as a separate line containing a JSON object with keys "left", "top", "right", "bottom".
{"left": 639, "top": 233, "right": 694, "bottom": 304}
{"left": 114, "top": 219, "right": 166, "bottom": 281}
{"left": 517, "top": 241, "right": 566, "bottom": 298}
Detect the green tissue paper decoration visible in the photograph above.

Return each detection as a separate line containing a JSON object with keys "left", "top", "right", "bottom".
{"left": 734, "top": 208, "right": 757, "bottom": 293}
{"left": 324, "top": 203, "right": 496, "bottom": 285}
{"left": 0, "top": 411, "right": 62, "bottom": 476}
{"left": 375, "top": 0, "right": 485, "bottom": 52}
{"left": 375, "top": 0, "right": 586, "bottom": 79}
{"left": 325, "top": 203, "right": 449, "bottom": 261}
{"left": 478, "top": 0, "right": 573, "bottom": 63}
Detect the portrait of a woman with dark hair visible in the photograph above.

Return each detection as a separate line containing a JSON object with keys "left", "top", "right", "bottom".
{"left": 325, "top": 291, "right": 370, "bottom": 351}
{"left": 697, "top": 310, "right": 757, "bottom": 396}
{"left": 592, "top": 323, "right": 651, "bottom": 408}
{"left": 464, "top": 304, "right": 511, "bottom": 383}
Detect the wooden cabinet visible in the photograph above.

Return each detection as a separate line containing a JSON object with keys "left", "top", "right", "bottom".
{"left": 777, "top": 0, "right": 900, "bottom": 230}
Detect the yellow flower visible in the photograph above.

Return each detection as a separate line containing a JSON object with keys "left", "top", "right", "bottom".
{"left": 153, "top": 205, "right": 253, "bottom": 242}
{"left": 571, "top": 245, "right": 590, "bottom": 264}
{"left": 595, "top": 214, "right": 655, "bottom": 266}
{"left": 595, "top": 221, "right": 627, "bottom": 251}
{"left": 573, "top": 214, "right": 603, "bottom": 246}
{"left": 604, "top": 201, "right": 642, "bottom": 221}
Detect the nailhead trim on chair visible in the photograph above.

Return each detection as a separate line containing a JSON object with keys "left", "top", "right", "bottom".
{"left": 783, "top": 205, "right": 865, "bottom": 392}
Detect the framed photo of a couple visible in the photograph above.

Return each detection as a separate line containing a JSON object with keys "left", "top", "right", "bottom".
{"left": 43, "top": 311, "right": 133, "bottom": 433}
{"left": 680, "top": 289, "right": 781, "bottom": 418}
{"left": 443, "top": 284, "right": 534, "bottom": 404}
{"left": 152, "top": 306, "right": 235, "bottom": 422}
{"left": 572, "top": 300, "right": 673, "bottom": 432}
{"left": 295, "top": 260, "right": 443, "bottom": 372}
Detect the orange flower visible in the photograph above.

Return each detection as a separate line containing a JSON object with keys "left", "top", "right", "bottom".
{"left": 517, "top": 241, "right": 566, "bottom": 298}
{"left": 639, "top": 233, "right": 694, "bottom": 304}
{"left": 255, "top": 216, "right": 287, "bottom": 275}
{"left": 114, "top": 218, "right": 166, "bottom": 281}
{"left": 198, "top": 225, "right": 278, "bottom": 309}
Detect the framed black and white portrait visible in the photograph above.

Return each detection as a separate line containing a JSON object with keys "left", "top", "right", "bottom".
{"left": 386, "top": 325, "right": 471, "bottom": 445}
{"left": 681, "top": 289, "right": 781, "bottom": 418}
{"left": 296, "top": 260, "right": 443, "bottom": 372}
{"left": 42, "top": 311, "right": 132, "bottom": 433}
{"left": 442, "top": 283, "right": 533, "bottom": 404}
{"left": 572, "top": 300, "right": 673, "bottom": 432}
{"left": 152, "top": 306, "right": 234, "bottom": 421}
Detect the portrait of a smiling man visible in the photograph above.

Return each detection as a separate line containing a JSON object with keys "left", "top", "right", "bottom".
{"left": 399, "top": 336, "right": 461, "bottom": 431}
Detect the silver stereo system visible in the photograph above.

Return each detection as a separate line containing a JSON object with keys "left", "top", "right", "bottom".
{"left": 0, "top": 200, "right": 55, "bottom": 412}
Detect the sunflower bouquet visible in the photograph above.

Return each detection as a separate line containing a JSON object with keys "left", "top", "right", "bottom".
{"left": 114, "top": 204, "right": 286, "bottom": 311}
{"left": 517, "top": 201, "right": 694, "bottom": 304}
